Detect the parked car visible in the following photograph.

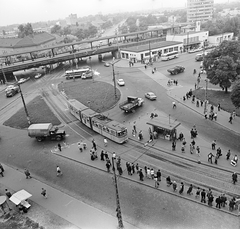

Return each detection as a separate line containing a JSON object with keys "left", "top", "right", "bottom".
{"left": 5, "top": 84, "right": 19, "bottom": 97}
{"left": 145, "top": 92, "right": 157, "bottom": 100}
{"left": 167, "top": 66, "right": 185, "bottom": 75}
{"left": 117, "top": 79, "right": 125, "bottom": 86}
{"left": 18, "top": 77, "right": 30, "bottom": 84}
{"left": 188, "top": 47, "right": 203, "bottom": 53}
{"left": 104, "top": 62, "right": 110, "bottom": 67}
{"left": 35, "top": 73, "right": 42, "bottom": 79}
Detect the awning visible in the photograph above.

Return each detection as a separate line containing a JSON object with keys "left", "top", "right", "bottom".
{"left": 147, "top": 118, "right": 181, "bottom": 131}
{"left": 9, "top": 190, "right": 32, "bottom": 205}
{"left": 184, "top": 41, "right": 201, "bottom": 46}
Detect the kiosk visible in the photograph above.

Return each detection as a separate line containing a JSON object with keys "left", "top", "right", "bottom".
{"left": 147, "top": 118, "right": 181, "bottom": 141}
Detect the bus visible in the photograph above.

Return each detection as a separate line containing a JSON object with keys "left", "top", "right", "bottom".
{"left": 161, "top": 51, "right": 179, "bottom": 61}
{"left": 65, "top": 66, "right": 91, "bottom": 79}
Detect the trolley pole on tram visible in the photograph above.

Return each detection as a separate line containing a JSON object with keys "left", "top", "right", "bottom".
{"left": 112, "top": 154, "right": 124, "bottom": 229}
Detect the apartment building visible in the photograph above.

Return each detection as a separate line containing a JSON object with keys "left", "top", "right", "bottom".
{"left": 187, "top": 0, "right": 214, "bottom": 23}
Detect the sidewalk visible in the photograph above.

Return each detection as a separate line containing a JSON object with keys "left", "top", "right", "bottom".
{"left": 0, "top": 164, "right": 139, "bottom": 229}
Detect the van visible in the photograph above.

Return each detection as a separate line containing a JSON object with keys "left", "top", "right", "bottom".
{"left": 195, "top": 54, "right": 203, "bottom": 61}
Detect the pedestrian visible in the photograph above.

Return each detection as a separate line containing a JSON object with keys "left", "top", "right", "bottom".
{"left": 100, "top": 150, "right": 105, "bottom": 161}
{"left": 152, "top": 69, "right": 154, "bottom": 74}
{"left": 196, "top": 146, "right": 200, "bottom": 157}
{"left": 196, "top": 100, "right": 199, "bottom": 107}
{"left": 226, "top": 149, "right": 231, "bottom": 160}
{"left": 133, "top": 123, "right": 137, "bottom": 133}
{"left": 24, "top": 169, "right": 32, "bottom": 179}
{"left": 172, "top": 181, "right": 177, "bottom": 191}
{"left": 201, "top": 189, "right": 206, "bottom": 203}
{"left": 213, "top": 112, "right": 217, "bottom": 121}
{"left": 104, "top": 151, "right": 109, "bottom": 160}
{"left": 56, "top": 166, "right": 63, "bottom": 177}
{"left": 144, "top": 65, "right": 147, "bottom": 70}
{"left": 214, "top": 155, "right": 218, "bottom": 165}
{"left": 172, "top": 101, "right": 176, "bottom": 109}
{"left": 154, "top": 174, "right": 159, "bottom": 188}
{"left": 41, "top": 188, "right": 47, "bottom": 199}
{"left": 208, "top": 152, "right": 214, "bottom": 164}
{"left": 232, "top": 110, "right": 236, "bottom": 119}
{"left": 82, "top": 142, "right": 87, "bottom": 150}
{"left": 179, "top": 182, "right": 184, "bottom": 194}
{"left": 57, "top": 143, "right": 62, "bottom": 152}
{"left": 156, "top": 169, "right": 161, "bottom": 182}
{"left": 187, "top": 184, "right": 193, "bottom": 195}
{"left": 127, "top": 164, "right": 132, "bottom": 175}
{"left": 216, "top": 147, "right": 222, "bottom": 157}
{"left": 0, "top": 166, "right": 4, "bottom": 177}
{"left": 106, "top": 161, "right": 111, "bottom": 172}
{"left": 190, "top": 143, "right": 193, "bottom": 154}
{"left": 5, "top": 189, "right": 12, "bottom": 198}
{"left": 104, "top": 138, "right": 108, "bottom": 147}
{"left": 229, "top": 114, "right": 233, "bottom": 124}
{"left": 136, "top": 163, "right": 139, "bottom": 172}
{"left": 208, "top": 194, "right": 214, "bottom": 207}
{"left": 144, "top": 166, "right": 147, "bottom": 177}
{"left": 147, "top": 168, "right": 151, "bottom": 179}
{"left": 181, "top": 144, "right": 185, "bottom": 153}
{"left": 172, "top": 141, "right": 176, "bottom": 151}
{"left": 138, "top": 169, "right": 144, "bottom": 181}
{"left": 131, "top": 163, "right": 135, "bottom": 174}
{"left": 232, "top": 172, "right": 237, "bottom": 184}
{"left": 195, "top": 187, "right": 200, "bottom": 198}
{"left": 150, "top": 168, "right": 154, "bottom": 179}
{"left": 212, "top": 140, "right": 216, "bottom": 150}
{"left": 92, "top": 139, "right": 97, "bottom": 151}
{"left": 166, "top": 176, "right": 172, "bottom": 186}
{"left": 220, "top": 194, "right": 227, "bottom": 207}
{"left": 118, "top": 166, "right": 123, "bottom": 176}
{"left": 216, "top": 196, "right": 221, "bottom": 209}
{"left": 217, "top": 103, "right": 221, "bottom": 111}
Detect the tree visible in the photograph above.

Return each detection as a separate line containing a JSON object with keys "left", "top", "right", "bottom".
{"left": 18, "top": 23, "right": 34, "bottom": 38}
{"left": 203, "top": 41, "right": 240, "bottom": 92}
{"left": 231, "top": 80, "right": 240, "bottom": 108}
{"left": 62, "top": 26, "right": 71, "bottom": 36}
{"left": 88, "top": 24, "right": 98, "bottom": 37}
{"left": 129, "top": 24, "right": 138, "bottom": 33}
{"left": 51, "top": 25, "right": 62, "bottom": 34}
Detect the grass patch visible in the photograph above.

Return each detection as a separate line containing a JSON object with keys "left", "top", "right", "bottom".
{"left": 59, "top": 80, "right": 120, "bottom": 113}
{"left": 193, "top": 89, "right": 240, "bottom": 116}
{"left": 3, "top": 95, "right": 61, "bottom": 129}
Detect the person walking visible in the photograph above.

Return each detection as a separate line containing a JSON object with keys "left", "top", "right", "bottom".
{"left": 172, "top": 181, "right": 177, "bottom": 192}
{"left": 216, "top": 196, "right": 221, "bottom": 209}
{"left": 103, "top": 138, "right": 108, "bottom": 147}
{"left": 179, "top": 182, "right": 184, "bottom": 194}
{"left": 232, "top": 172, "right": 238, "bottom": 184}
{"left": 138, "top": 169, "right": 144, "bottom": 181}
{"left": 106, "top": 161, "right": 111, "bottom": 172}
{"left": 136, "top": 163, "right": 139, "bottom": 172}
{"left": 0, "top": 166, "right": 4, "bottom": 177}
{"left": 154, "top": 174, "right": 159, "bottom": 188}
{"left": 226, "top": 150, "right": 231, "bottom": 160}
{"left": 195, "top": 187, "right": 201, "bottom": 198}
{"left": 5, "top": 189, "right": 12, "bottom": 199}
{"left": 150, "top": 168, "right": 154, "bottom": 179}
{"left": 41, "top": 188, "right": 47, "bottom": 199}
{"left": 100, "top": 150, "right": 105, "bottom": 161}
{"left": 92, "top": 139, "right": 97, "bottom": 151}
{"left": 229, "top": 114, "right": 233, "bottom": 124}
{"left": 220, "top": 194, "right": 227, "bottom": 207}
{"left": 196, "top": 146, "right": 200, "bottom": 157}
{"left": 208, "top": 152, "right": 214, "bottom": 164}
{"left": 201, "top": 189, "right": 206, "bottom": 203}
{"left": 56, "top": 166, "right": 63, "bottom": 177}
{"left": 77, "top": 142, "right": 83, "bottom": 152}
{"left": 156, "top": 169, "right": 161, "bottom": 182}
{"left": 208, "top": 194, "right": 214, "bottom": 207}
{"left": 118, "top": 166, "right": 123, "bottom": 176}
{"left": 131, "top": 163, "right": 135, "bottom": 174}
{"left": 172, "top": 101, "right": 176, "bottom": 109}
{"left": 217, "top": 103, "right": 221, "bottom": 111}
{"left": 57, "top": 143, "right": 62, "bottom": 152}
{"left": 211, "top": 140, "right": 216, "bottom": 150}
{"left": 147, "top": 168, "right": 151, "bottom": 179}
{"left": 24, "top": 169, "right": 32, "bottom": 179}
{"left": 187, "top": 184, "right": 193, "bottom": 195}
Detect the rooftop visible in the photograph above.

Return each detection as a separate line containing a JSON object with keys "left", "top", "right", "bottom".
{"left": 121, "top": 41, "right": 182, "bottom": 53}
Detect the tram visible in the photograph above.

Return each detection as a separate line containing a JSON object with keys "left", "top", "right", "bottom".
{"left": 67, "top": 99, "right": 128, "bottom": 144}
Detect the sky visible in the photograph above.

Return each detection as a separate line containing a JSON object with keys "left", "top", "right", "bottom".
{"left": 0, "top": 0, "right": 230, "bottom": 27}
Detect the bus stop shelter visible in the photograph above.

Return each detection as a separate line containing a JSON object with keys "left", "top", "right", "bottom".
{"left": 147, "top": 119, "right": 181, "bottom": 141}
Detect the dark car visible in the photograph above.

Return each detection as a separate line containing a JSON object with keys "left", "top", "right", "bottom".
{"left": 167, "top": 66, "right": 185, "bottom": 75}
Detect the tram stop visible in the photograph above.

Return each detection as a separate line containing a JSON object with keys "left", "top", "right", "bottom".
{"left": 147, "top": 118, "right": 181, "bottom": 141}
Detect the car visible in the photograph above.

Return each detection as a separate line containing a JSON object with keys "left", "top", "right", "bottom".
{"left": 5, "top": 84, "right": 19, "bottom": 97}
{"left": 188, "top": 47, "right": 203, "bottom": 53}
{"left": 35, "top": 73, "right": 42, "bottom": 79}
{"left": 18, "top": 77, "right": 30, "bottom": 84}
{"left": 117, "top": 79, "right": 125, "bottom": 86}
{"left": 167, "top": 66, "right": 185, "bottom": 75}
{"left": 195, "top": 54, "right": 203, "bottom": 61}
{"left": 104, "top": 62, "right": 110, "bottom": 67}
{"left": 145, "top": 92, "right": 157, "bottom": 100}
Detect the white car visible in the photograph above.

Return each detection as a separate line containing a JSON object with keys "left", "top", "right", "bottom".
{"left": 145, "top": 92, "right": 157, "bottom": 100}
{"left": 18, "top": 77, "right": 30, "bottom": 84}
{"left": 35, "top": 73, "right": 42, "bottom": 79}
{"left": 117, "top": 79, "right": 125, "bottom": 86}
{"left": 104, "top": 62, "right": 110, "bottom": 67}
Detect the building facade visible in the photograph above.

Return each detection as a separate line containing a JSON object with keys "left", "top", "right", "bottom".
{"left": 187, "top": 0, "right": 214, "bottom": 23}
{"left": 208, "top": 33, "right": 234, "bottom": 46}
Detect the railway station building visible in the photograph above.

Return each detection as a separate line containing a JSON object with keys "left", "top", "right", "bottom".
{"left": 120, "top": 41, "right": 183, "bottom": 63}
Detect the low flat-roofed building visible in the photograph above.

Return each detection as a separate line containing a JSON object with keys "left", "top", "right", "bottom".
{"left": 208, "top": 33, "right": 234, "bottom": 46}
{"left": 120, "top": 41, "right": 183, "bottom": 62}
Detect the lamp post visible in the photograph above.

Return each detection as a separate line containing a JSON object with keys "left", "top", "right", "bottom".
{"left": 18, "top": 83, "right": 31, "bottom": 125}
{"left": 204, "top": 79, "right": 209, "bottom": 115}
{"left": 110, "top": 60, "right": 120, "bottom": 99}
{"left": 112, "top": 154, "right": 124, "bottom": 229}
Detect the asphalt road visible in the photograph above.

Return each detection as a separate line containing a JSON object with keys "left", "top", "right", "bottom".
{"left": 0, "top": 53, "right": 240, "bottom": 228}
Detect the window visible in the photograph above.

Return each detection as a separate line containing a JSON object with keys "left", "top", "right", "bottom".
{"left": 169, "top": 48, "right": 173, "bottom": 52}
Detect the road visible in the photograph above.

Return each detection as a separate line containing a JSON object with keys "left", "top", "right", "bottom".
{"left": 0, "top": 52, "right": 239, "bottom": 228}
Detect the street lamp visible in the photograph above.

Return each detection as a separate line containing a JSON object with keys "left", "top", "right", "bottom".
{"left": 18, "top": 83, "right": 31, "bottom": 125}
{"left": 204, "top": 78, "right": 209, "bottom": 115}
{"left": 112, "top": 154, "right": 124, "bottom": 229}
{"left": 110, "top": 60, "right": 120, "bottom": 99}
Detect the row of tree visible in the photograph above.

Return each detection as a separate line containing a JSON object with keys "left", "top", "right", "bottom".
{"left": 203, "top": 40, "right": 240, "bottom": 108}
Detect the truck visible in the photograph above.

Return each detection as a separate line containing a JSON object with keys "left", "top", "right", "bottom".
{"left": 28, "top": 123, "right": 66, "bottom": 142}
{"left": 119, "top": 96, "right": 144, "bottom": 113}
{"left": 5, "top": 84, "right": 20, "bottom": 97}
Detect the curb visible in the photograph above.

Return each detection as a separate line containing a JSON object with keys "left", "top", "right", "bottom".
{"left": 54, "top": 151, "right": 239, "bottom": 217}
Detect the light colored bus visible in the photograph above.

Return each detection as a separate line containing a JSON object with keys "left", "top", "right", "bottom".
{"left": 65, "top": 66, "right": 91, "bottom": 79}
{"left": 161, "top": 51, "right": 179, "bottom": 61}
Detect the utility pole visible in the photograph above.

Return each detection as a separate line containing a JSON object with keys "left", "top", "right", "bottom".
{"left": 204, "top": 79, "right": 209, "bottom": 115}
{"left": 111, "top": 60, "right": 120, "bottom": 99}
{"left": 18, "top": 83, "right": 31, "bottom": 125}
{"left": 149, "top": 41, "right": 152, "bottom": 65}
{"left": 112, "top": 155, "right": 124, "bottom": 229}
